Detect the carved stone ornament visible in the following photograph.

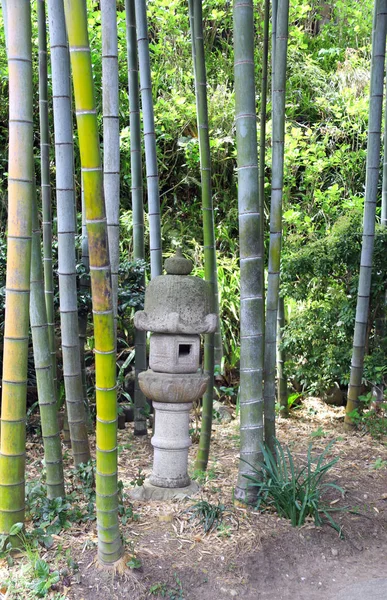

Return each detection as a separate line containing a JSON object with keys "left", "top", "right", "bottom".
{"left": 134, "top": 249, "right": 217, "bottom": 334}
{"left": 138, "top": 370, "right": 209, "bottom": 404}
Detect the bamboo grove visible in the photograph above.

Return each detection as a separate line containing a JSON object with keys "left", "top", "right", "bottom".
{"left": 0, "top": 0, "right": 386, "bottom": 570}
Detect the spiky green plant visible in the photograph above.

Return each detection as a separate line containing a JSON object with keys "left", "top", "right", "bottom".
{"left": 244, "top": 439, "right": 344, "bottom": 533}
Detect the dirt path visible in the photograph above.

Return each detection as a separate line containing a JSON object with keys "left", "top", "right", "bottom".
{"left": 2, "top": 398, "right": 387, "bottom": 599}
{"left": 69, "top": 399, "right": 387, "bottom": 600}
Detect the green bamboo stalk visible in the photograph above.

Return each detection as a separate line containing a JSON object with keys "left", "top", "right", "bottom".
{"left": 189, "top": 0, "right": 219, "bottom": 472}
{"left": 64, "top": 0, "right": 123, "bottom": 566}
{"left": 259, "top": 0, "right": 270, "bottom": 220}
{"left": 30, "top": 192, "right": 65, "bottom": 499}
{"left": 345, "top": 0, "right": 387, "bottom": 427}
{"left": 263, "top": 0, "right": 289, "bottom": 457}
{"left": 135, "top": 0, "right": 162, "bottom": 278}
{"left": 0, "top": 0, "right": 33, "bottom": 534}
{"left": 79, "top": 177, "right": 93, "bottom": 431}
{"left": 382, "top": 67, "right": 387, "bottom": 227}
{"left": 101, "top": 0, "right": 120, "bottom": 337}
{"left": 233, "top": 0, "right": 265, "bottom": 503}
{"left": 47, "top": 0, "right": 90, "bottom": 465}
{"left": 277, "top": 296, "right": 288, "bottom": 417}
{"left": 125, "top": 0, "right": 148, "bottom": 436}
{"left": 38, "top": 0, "right": 57, "bottom": 399}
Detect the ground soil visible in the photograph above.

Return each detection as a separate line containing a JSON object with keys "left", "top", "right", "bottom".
{"left": 2, "top": 398, "right": 387, "bottom": 599}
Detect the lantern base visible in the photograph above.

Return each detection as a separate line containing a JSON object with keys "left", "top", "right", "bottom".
{"left": 128, "top": 478, "right": 199, "bottom": 501}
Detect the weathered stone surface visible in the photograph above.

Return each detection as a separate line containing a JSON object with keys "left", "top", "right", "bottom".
{"left": 149, "top": 333, "right": 200, "bottom": 374}
{"left": 139, "top": 370, "right": 209, "bottom": 404}
{"left": 164, "top": 248, "right": 193, "bottom": 275}
{"left": 150, "top": 401, "right": 192, "bottom": 488}
{"left": 134, "top": 274, "right": 217, "bottom": 334}
{"left": 129, "top": 478, "right": 199, "bottom": 501}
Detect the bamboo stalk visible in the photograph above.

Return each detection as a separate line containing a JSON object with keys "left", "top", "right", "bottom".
{"left": 47, "top": 0, "right": 90, "bottom": 465}
{"left": 233, "top": 0, "right": 265, "bottom": 503}
{"left": 38, "top": 0, "right": 57, "bottom": 399}
{"left": 64, "top": 0, "right": 123, "bottom": 566}
{"left": 263, "top": 0, "right": 289, "bottom": 456}
{"left": 189, "top": 0, "right": 219, "bottom": 472}
{"left": 277, "top": 296, "right": 288, "bottom": 417}
{"left": 0, "top": 0, "right": 33, "bottom": 534}
{"left": 125, "top": 0, "right": 148, "bottom": 436}
{"left": 345, "top": 0, "right": 387, "bottom": 426}
{"left": 79, "top": 177, "right": 92, "bottom": 431}
{"left": 135, "top": 0, "right": 163, "bottom": 278}
{"left": 259, "top": 0, "right": 270, "bottom": 225}
{"left": 382, "top": 67, "right": 387, "bottom": 227}
{"left": 101, "top": 0, "right": 120, "bottom": 337}
{"left": 30, "top": 192, "right": 65, "bottom": 499}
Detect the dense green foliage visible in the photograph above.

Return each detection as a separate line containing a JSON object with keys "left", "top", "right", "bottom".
{"left": 0, "top": 0, "right": 382, "bottom": 391}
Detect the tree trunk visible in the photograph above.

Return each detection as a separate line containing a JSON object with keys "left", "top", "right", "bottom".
{"left": 47, "top": 0, "right": 90, "bottom": 465}
{"left": 0, "top": 0, "right": 33, "bottom": 535}
{"left": 345, "top": 0, "right": 387, "bottom": 427}
{"left": 233, "top": 0, "right": 265, "bottom": 503}
{"left": 125, "top": 0, "right": 148, "bottom": 436}
{"left": 64, "top": 0, "right": 123, "bottom": 567}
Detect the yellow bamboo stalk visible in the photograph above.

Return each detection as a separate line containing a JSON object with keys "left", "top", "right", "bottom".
{"left": 63, "top": 0, "right": 123, "bottom": 566}
{"left": 0, "top": 0, "right": 33, "bottom": 534}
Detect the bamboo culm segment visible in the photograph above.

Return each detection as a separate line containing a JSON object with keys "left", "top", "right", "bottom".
{"left": 0, "top": 0, "right": 33, "bottom": 534}
{"left": 382, "top": 66, "right": 387, "bottom": 227}
{"left": 277, "top": 296, "right": 288, "bottom": 417}
{"left": 233, "top": 0, "right": 265, "bottom": 503}
{"left": 79, "top": 179, "right": 92, "bottom": 432}
{"left": 125, "top": 0, "right": 148, "bottom": 436}
{"left": 263, "top": 0, "right": 289, "bottom": 457}
{"left": 30, "top": 193, "right": 65, "bottom": 499}
{"left": 64, "top": 0, "right": 123, "bottom": 566}
{"left": 38, "top": 0, "right": 57, "bottom": 399}
{"left": 259, "top": 0, "right": 270, "bottom": 243}
{"left": 101, "top": 0, "right": 120, "bottom": 336}
{"left": 345, "top": 0, "right": 387, "bottom": 425}
{"left": 135, "top": 0, "right": 162, "bottom": 278}
{"left": 47, "top": 0, "right": 90, "bottom": 465}
{"left": 189, "top": 0, "right": 219, "bottom": 472}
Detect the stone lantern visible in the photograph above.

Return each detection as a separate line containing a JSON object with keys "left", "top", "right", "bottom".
{"left": 132, "top": 249, "right": 217, "bottom": 499}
